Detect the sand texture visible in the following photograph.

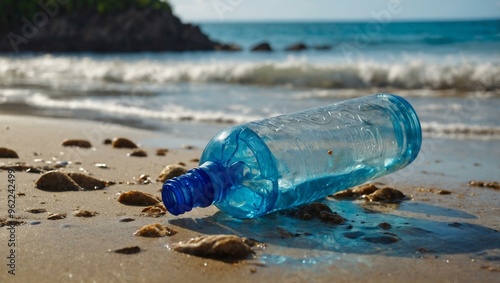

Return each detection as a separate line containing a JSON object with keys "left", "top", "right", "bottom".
{"left": 0, "top": 115, "right": 499, "bottom": 283}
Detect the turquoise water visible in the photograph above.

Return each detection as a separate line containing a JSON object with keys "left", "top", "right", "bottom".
{"left": 0, "top": 20, "right": 499, "bottom": 145}
{"left": 200, "top": 20, "right": 500, "bottom": 52}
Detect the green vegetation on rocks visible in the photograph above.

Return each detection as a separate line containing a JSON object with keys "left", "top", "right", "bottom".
{"left": 0, "top": 0, "right": 171, "bottom": 28}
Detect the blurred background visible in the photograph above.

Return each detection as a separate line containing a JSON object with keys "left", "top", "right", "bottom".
{"left": 0, "top": 0, "right": 499, "bottom": 146}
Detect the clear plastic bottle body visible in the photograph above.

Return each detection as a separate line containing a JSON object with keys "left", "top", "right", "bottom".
{"left": 163, "top": 94, "right": 422, "bottom": 218}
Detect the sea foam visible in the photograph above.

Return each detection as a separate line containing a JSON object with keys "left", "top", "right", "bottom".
{"left": 0, "top": 55, "right": 498, "bottom": 92}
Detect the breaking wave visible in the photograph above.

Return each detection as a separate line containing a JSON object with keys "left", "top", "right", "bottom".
{"left": 0, "top": 55, "right": 498, "bottom": 92}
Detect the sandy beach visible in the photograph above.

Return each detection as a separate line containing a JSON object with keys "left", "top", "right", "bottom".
{"left": 0, "top": 114, "right": 498, "bottom": 283}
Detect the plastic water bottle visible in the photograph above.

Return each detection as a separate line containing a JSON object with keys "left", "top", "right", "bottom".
{"left": 162, "top": 94, "right": 422, "bottom": 218}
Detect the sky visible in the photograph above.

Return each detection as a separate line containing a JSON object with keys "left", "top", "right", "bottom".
{"left": 168, "top": 0, "right": 500, "bottom": 22}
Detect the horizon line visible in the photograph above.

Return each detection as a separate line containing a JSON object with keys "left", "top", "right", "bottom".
{"left": 185, "top": 17, "right": 500, "bottom": 24}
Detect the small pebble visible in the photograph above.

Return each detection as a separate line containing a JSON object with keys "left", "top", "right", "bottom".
{"left": 469, "top": 180, "right": 500, "bottom": 190}
{"left": 378, "top": 222, "right": 392, "bottom": 230}
{"left": 118, "top": 217, "right": 135, "bottom": 223}
{"left": 0, "top": 147, "right": 19, "bottom": 158}
{"left": 416, "top": 247, "right": 434, "bottom": 253}
{"left": 66, "top": 173, "right": 108, "bottom": 190}
{"left": 0, "top": 165, "right": 41, "bottom": 173}
{"left": 276, "top": 227, "right": 300, "bottom": 238}
{"left": 128, "top": 149, "right": 147, "bottom": 157}
{"left": 61, "top": 139, "right": 92, "bottom": 148}
{"left": 156, "top": 148, "right": 169, "bottom": 156}
{"left": 363, "top": 235, "right": 399, "bottom": 244}
{"left": 95, "top": 163, "right": 108, "bottom": 169}
{"left": 344, "top": 231, "right": 365, "bottom": 239}
{"left": 319, "top": 211, "right": 345, "bottom": 224}
{"left": 35, "top": 171, "right": 81, "bottom": 192}
{"left": 134, "top": 223, "right": 177, "bottom": 237}
{"left": 294, "top": 202, "right": 331, "bottom": 219}
{"left": 481, "top": 266, "right": 500, "bottom": 272}
{"left": 35, "top": 171, "right": 110, "bottom": 192}
{"left": 282, "top": 202, "right": 346, "bottom": 224}
{"left": 418, "top": 187, "right": 452, "bottom": 195}
{"left": 157, "top": 164, "right": 187, "bottom": 182}
{"left": 54, "top": 161, "right": 69, "bottom": 168}
{"left": 103, "top": 138, "right": 112, "bottom": 145}
{"left": 117, "top": 190, "right": 161, "bottom": 206}
{"left": 0, "top": 219, "right": 26, "bottom": 227}
{"left": 172, "top": 234, "right": 255, "bottom": 261}
{"left": 26, "top": 208, "right": 47, "bottom": 214}
{"left": 112, "top": 137, "right": 138, "bottom": 149}
{"left": 112, "top": 246, "right": 141, "bottom": 254}
{"left": 363, "top": 187, "right": 405, "bottom": 202}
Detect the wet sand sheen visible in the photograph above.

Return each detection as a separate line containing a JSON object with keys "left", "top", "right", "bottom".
{"left": 0, "top": 114, "right": 499, "bottom": 283}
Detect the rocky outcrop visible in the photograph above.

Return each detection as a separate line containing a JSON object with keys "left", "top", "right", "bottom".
{"left": 313, "top": 44, "right": 332, "bottom": 51}
{"left": 215, "top": 43, "right": 242, "bottom": 52}
{"left": 251, "top": 42, "right": 273, "bottom": 52}
{"left": 285, "top": 42, "right": 308, "bottom": 51}
{"left": 0, "top": 6, "right": 228, "bottom": 52}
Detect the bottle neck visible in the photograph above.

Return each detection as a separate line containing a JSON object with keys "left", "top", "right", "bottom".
{"left": 161, "top": 161, "right": 230, "bottom": 216}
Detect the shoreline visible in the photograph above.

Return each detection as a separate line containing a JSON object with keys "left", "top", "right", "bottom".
{"left": 0, "top": 114, "right": 499, "bottom": 282}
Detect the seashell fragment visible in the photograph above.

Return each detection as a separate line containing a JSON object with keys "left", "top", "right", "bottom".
{"left": 95, "top": 163, "right": 108, "bottom": 169}
{"left": 157, "top": 164, "right": 187, "bottom": 183}
{"left": 73, "top": 210, "right": 98, "bottom": 217}
{"left": 329, "top": 183, "right": 405, "bottom": 203}
{"left": 134, "top": 223, "right": 177, "bottom": 237}
{"left": 330, "top": 183, "right": 379, "bottom": 199}
{"left": 117, "top": 190, "right": 160, "bottom": 206}
{"left": 172, "top": 234, "right": 255, "bottom": 261}
{"left": 111, "top": 137, "right": 138, "bottom": 149}
{"left": 62, "top": 139, "right": 92, "bottom": 148}
{"left": 140, "top": 203, "right": 167, "bottom": 217}
{"left": 47, "top": 213, "right": 66, "bottom": 220}
{"left": 0, "top": 147, "right": 19, "bottom": 158}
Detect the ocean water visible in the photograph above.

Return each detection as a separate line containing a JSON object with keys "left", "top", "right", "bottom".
{"left": 0, "top": 20, "right": 499, "bottom": 146}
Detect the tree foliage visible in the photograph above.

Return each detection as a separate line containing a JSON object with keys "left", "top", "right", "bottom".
{"left": 0, "top": 0, "right": 171, "bottom": 28}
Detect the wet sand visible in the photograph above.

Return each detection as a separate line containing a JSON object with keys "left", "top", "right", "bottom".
{"left": 0, "top": 114, "right": 499, "bottom": 283}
